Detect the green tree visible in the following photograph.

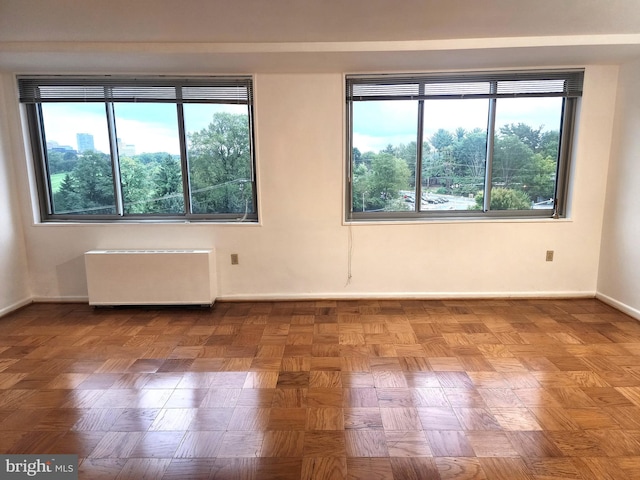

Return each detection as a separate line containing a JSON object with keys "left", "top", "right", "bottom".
{"left": 119, "top": 156, "right": 153, "bottom": 214}
{"left": 519, "top": 153, "right": 556, "bottom": 202}
{"left": 188, "top": 112, "right": 253, "bottom": 214}
{"left": 54, "top": 151, "right": 115, "bottom": 214}
{"left": 422, "top": 143, "right": 445, "bottom": 191}
{"left": 352, "top": 147, "right": 363, "bottom": 167}
{"left": 499, "top": 123, "right": 543, "bottom": 152}
{"left": 136, "top": 152, "right": 177, "bottom": 165}
{"left": 53, "top": 173, "right": 81, "bottom": 213}
{"left": 430, "top": 129, "right": 455, "bottom": 151}
{"left": 351, "top": 163, "right": 370, "bottom": 212}
{"left": 492, "top": 134, "right": 534, "bottom": 188}
{"left": 427, "top": 129, "right": 457, "bottom": 192}
{"left": 452, "top": 128, "right": 487, "bottom": 195}
{"left": 47, "top": 149, "right": 77, "bottom": 174}
{"left": 382, "top": 144, "right": 396, "bottom": 155}
{"left": 361, "top": 151, "right": 376, "bottom": 170}
{"left": 473, "top": 187, "right": 532, "bottom": 210}
{"left": 539, "top": 130, "right": 560, "bottom": 159}
{"left": 393, "top": 142, "right": 418, "bottom": 187}
{"left": 151, "top": 155, "right": 184, "bottom": 213}
{"left": 367, "top": 152, "right": 411, "bottom": 210}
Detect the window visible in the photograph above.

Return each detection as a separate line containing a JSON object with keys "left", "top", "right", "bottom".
{"left": 346, "top": 70, "right": 584, "bottom": 221}
{"left": 19, "top": 76, "right": 257, "bottom": 222}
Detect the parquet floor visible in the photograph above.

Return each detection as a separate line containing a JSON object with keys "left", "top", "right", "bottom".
{"left": 1, "top": 299, "right": 640, "bottom": 479}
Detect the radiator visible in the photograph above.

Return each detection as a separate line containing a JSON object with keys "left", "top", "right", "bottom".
{"left": 84, "top": 249, "right": 216, "bottom": 306}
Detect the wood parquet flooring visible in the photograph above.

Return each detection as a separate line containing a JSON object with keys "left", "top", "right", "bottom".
{"left": 1, "top": 298, "right": 640, "bottom": 478}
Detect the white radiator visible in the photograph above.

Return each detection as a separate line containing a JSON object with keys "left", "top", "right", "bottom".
{"left": 84, "top": 249, "right": 216, "bottom": 306}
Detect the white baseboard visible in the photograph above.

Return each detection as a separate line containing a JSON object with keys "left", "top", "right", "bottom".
{"left": 596, "top": 292, "right": 640, "bottom": 321}
{"left": 0, "top": 297, "right": 32, "bottom": 317}
{"left": 8, "top": 292, "right": 638, "bottom": 324}
{"left": 18, "top": 290, "right": 605, "bottom": 306}
{"left": 218, "top": 290, "right": 596, "bottom": 302}
{"left": 31, "top": 296, "right": 89, "bottom": 303}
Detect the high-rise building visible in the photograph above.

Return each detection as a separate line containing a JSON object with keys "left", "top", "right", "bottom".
{"left": 117, "top": 137, "right": 136, "bottom": 156}
{"left": 76, "top": 133, "right": 94, "bottom": 152}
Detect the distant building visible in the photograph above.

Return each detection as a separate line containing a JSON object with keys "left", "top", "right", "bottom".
{"left": 47, "top": 140, "right": 76, "bottom": 153}
{"left": 117, "top": 137, "right": 136, "bottom": 156}
{"left": 76, "top": 133, "right": 95, "bottom": 152}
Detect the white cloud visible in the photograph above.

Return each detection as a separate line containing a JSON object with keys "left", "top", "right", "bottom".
{"left": 353, "top": 132, "right": 416, "bottom": 153}
{"left": 115, "top": 118, "right": 180, "bottom": 155}
{"left": 352, "top": 97, "right": 563, "bottom": 153}
{"left": 42, "top": 104, "right": 110, "bottom": 152}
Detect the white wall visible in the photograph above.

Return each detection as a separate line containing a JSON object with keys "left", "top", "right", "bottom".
{"left": 4, "top": 66, "right": 619, "bottom": 302}
{"left": 0, "top": 74, "right": 31, "bottom": 314}
{"left": 597, "top": 60, "right": 640, "bottom": 319}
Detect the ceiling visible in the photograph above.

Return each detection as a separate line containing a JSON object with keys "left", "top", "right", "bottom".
{"left": 1, "top": 0, "right": 640, "bottom": 73}
{"left": 2, "top": 0, "right": 640, "bottom": 43}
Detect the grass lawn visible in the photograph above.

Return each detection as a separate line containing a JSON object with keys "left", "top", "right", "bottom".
{"left": 50, "top": 172, "right": 66, "bottom": 193}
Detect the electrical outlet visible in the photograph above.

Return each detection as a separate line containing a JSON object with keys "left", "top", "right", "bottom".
{"left": 230, "top": 253, "right": 239, "bottom": 265}
{"left": 546, "top": 250, "right": 554, "bottom": 262}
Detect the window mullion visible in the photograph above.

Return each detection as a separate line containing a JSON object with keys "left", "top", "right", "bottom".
{"left": 554, "top": 97, "right": 575, "bottom": 218}
{"left": 347, "top": 99, "right": 354, "bottom": 219}
{"left": 176, "top": 102, "right": 192, "bottom": 215}
{"left": 483, "top": 83, "right": 498, "bottom": 212}
{"left": 32, "top": 104, "right": 54, "bottom": 217}
{"left": 105, "top": 101, "right": 124, "bottom": 216}
{"left": 415, "top": 88, "right": 425, "bottom": 213}
{"left": 247, "top": 102, "right": 258, "bottom": 216}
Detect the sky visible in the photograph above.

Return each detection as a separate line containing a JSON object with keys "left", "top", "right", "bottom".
{"left": 42, "top": 96, "right": 563, "bottom": 157}
{"left": 353, "top": 97, "right": 563, "bottom": 153}
{"left": 41, "top": 103, "right": 248, "bottom": 155}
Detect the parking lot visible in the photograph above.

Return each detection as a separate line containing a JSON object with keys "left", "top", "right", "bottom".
{"left": 401, "top": 191, "right": 476, "bottom": 211}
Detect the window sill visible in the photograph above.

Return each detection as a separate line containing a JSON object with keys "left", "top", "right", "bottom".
{"left": 343, "top": 216, "right": 572, "bottom": 226}
{"left": 31, "top": 219, "right": 261, "bottom": 227}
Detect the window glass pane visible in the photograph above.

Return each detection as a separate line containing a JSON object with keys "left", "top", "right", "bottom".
{"left": 421, "top": 99, "right": 488, "bottom": 212}
{"left": 184, "top": 104, "right": 254, "bottom": 215}
{"left": 41, "top": 103, "right": 116, "bottom": 215}
{"left": 352, "top": 101, "right": 417, "bottom": 212}
{"left": 490, "top": 97, "right": 563, "bottom": 210}
{"left": 112, "top": 103, "right": 184, "bottom": 214}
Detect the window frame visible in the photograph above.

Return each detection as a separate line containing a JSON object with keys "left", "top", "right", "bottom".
{"left": 19, "top": 75, "right": 258, "bottom": 223}
{"left": 345, "top": 69, "right": 583, "bottom": 222}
